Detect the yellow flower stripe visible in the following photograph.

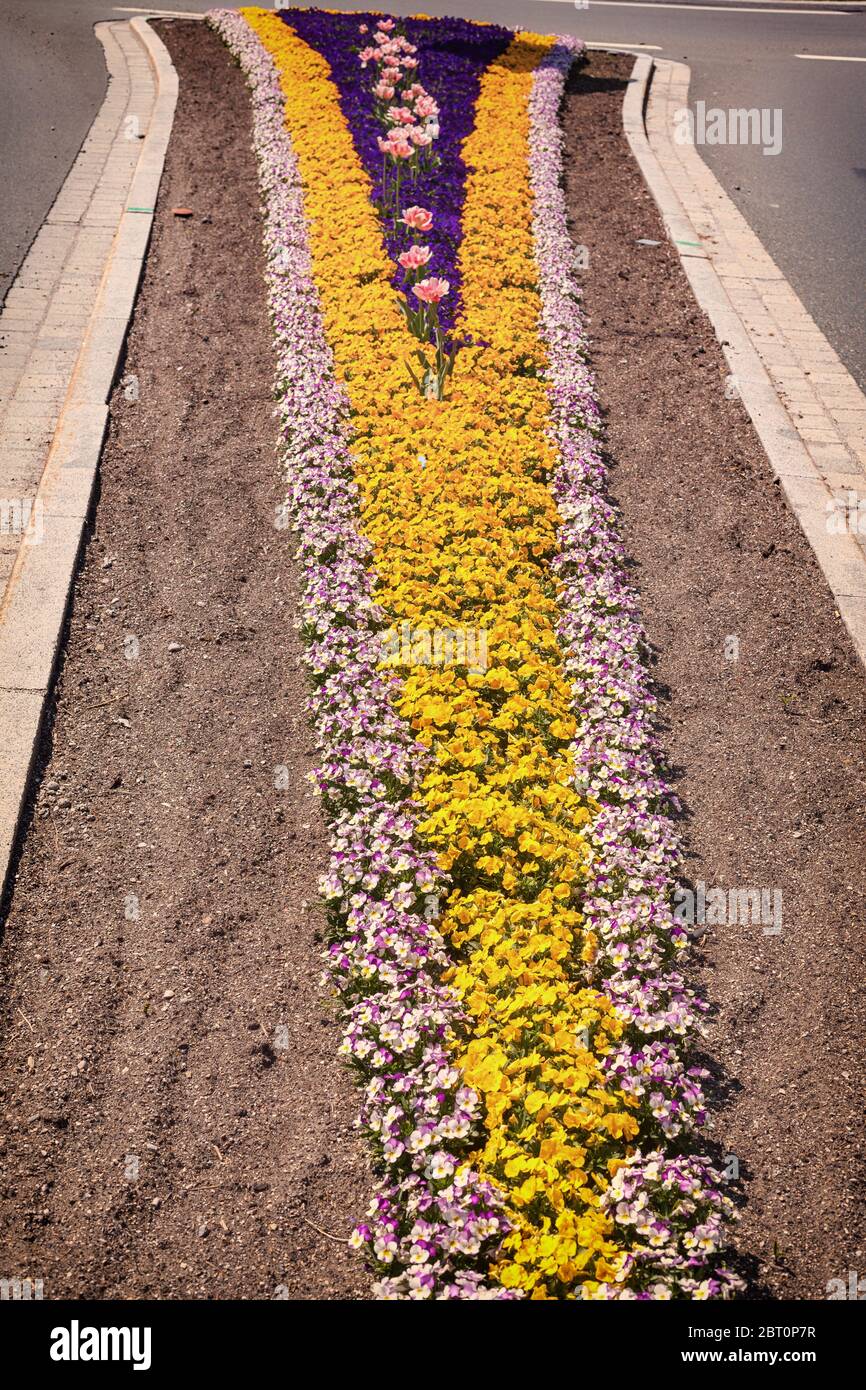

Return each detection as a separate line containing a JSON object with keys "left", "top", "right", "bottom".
{"left": 245, "top": 7, "right": 638, "bottom": 1297}
{"left": 442, "top": 34, "right": 635, "bottom": 1299}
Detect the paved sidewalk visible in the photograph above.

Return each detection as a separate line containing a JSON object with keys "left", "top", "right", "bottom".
{"left": 622, "top": 54, "right": 866, "bottom": 667}
{"left": 646, "top": 63, "right": 866, "bottom": 497}
{"left": 0, "top": 18, "right": 176, "bottom": 907}
{"left": 0, "top": 23, "right": 155, "bottom": 603}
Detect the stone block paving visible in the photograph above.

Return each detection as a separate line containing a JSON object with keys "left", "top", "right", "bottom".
{"left": 627, "top": 56, "right": 866, "bottom": 666}
{"left": 646, "top": 63, "right": 866, "bottom": 499}
{"left": 0, "top": 17, "right": 176, "bottom": 904}
{"left": 0, "top": 23, "right": 155, "bottom": 602}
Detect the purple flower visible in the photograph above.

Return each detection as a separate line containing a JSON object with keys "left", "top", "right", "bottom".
{"left": 277, "top": 8, "right": 512, "bottom": 335}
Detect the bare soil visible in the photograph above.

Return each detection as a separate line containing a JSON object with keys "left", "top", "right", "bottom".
{"left": 0, "top": 21, "right": 368, "bottom": 1300}
{"left": 564, "top": 52, "right": 866, "bottom": 1299}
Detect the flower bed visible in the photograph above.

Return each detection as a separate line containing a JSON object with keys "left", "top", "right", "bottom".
{"left": 207, "top": 5, "right": 740, "bottom": 1301}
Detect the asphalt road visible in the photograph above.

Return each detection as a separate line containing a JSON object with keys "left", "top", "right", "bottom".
{"left": 1, "top": 0, "right": 865, "bottom": 385}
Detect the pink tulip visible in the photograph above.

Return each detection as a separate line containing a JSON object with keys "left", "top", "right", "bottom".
{"left": 410, "top": 128, "right": 432, "bottom": 148}
{"left": 359, "top": 23, "right": 368, "bottom": 33}
{"left": 398, "top": 245, "right": 432, "bottom": 271}
{"left": 414, "top": 95, "right": 439, "bottom": 119}
{"left": 387, "top": 106, "right": 415, "bottom": 125}
{"left": 373, "top": 83, "right": 395, "bottom": 100}
{"left": 401, "top": 206, "right": 434, "bottom": 232}
{"left": 378, "top": 133, "right": 413, "bottom": 160}
{"left": 377, "top": 18, "right": 396, "bottom": 32}
{"left": 413, "top": 277, "right": 450, "bottom": 305}
{"left": 401, "top": 57, "right": 418, "bottom": 70}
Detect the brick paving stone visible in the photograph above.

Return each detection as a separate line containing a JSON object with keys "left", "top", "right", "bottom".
{"left": 626, "top": 51, "right": 866, "bottom": 673}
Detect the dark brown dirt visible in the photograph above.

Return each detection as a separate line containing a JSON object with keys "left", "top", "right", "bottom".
{"left": 0, "top": 21, "right": 368, "bottom": 1299}
{"left": 564, "top": 52, "right": 866, "bottom": 1299}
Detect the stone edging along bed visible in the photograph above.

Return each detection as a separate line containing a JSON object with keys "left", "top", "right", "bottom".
{"left": 621, "top": 51, "right": 866, "bottom": 672}
{"left": 0, "top": 18, "right": 175, "bottom": 915}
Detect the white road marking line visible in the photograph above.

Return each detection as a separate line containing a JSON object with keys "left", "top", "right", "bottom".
{"left": 586, "top": 40, "right": 663, "bottom": 48}
{"left": 538, "top": 1, "right": 850, "bottom": 14}
{"left": 112, "top": 7, "right": 205, "bottom": 16}
{"left": 795, "top": 52, "right": 866, "bottom": 60}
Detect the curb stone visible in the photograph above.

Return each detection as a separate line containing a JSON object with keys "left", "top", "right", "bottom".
{"left": 615, "top": 52, "right": 866, "bottom": 671}
{"left": 0, "top": 19, "right": 178, "bottom": 911}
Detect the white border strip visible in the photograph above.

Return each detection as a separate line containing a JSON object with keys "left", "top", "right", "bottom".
{"left": 541, "top": 1, "right": 851, "bottom": 13}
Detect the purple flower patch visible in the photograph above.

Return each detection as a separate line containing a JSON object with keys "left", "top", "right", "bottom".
{"left": 276, "top": 7, "right": 513, "bottom": 333}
